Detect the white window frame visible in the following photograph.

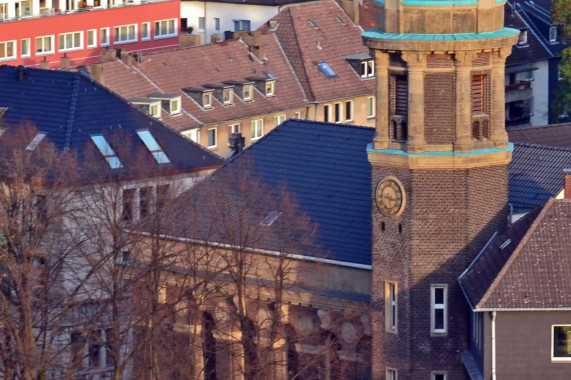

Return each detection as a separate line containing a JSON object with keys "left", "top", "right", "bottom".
{"left": 100, "top": 28, "right": 110, "bottom": 47}
{"left": 229, "top": 123, "right": 241, "bottom": 134}
{"left": 0, "top": 3, "right": 8, "bottom": 19}
{"left": 87, "top": 29, "right": 97, "bottom": 49}
{"left": 154, "top": 19, "right": 177, "bottom": 39}
{"left": 243, "top": 84, "right": 253, "bottom": 101}
{"left": 386, "top": 368, "right": 397, "bottom": 380}
{"left": 198, "top": 16, "right": 205, "bottom": 31}
{"left": 223, "top": 88, "right": 233, "bottom": 105}
{"left": 251, "top": 119, "right": 264, "bottom": 140}
{"left": 141, "top": 22, "right": 151, "bottom": 41}
{"left": 361, "top": 59, "right": 375, "bottom": 78}
{"left": 367, "top": 96, "right": 376, "bottom": 118}
{"left": 265, "top": 81, "right": 275, "bottom": 97}
{"left": 170, "top": 98, "right": 181, "bottom": 115}
{"left": 549, "top": 25, "right": 557, "bottom": 43}
{"left": 58, "top": 31, "right": 83, "bottom": 53}
{"left": 35, "top": 35, "right": 54, "bottom": 56}
{"left": 0, "top": 40, "right": 16, "bottom": 61}
{"left": 202, "top": 92, "right": 213, "bottom": 109}
{"left": 214, "top": 17, "right": 220, "bottom": 32}
{"left": 552, "top": 325, "right": 571, "bottom": 361}
{"left": 323, "top": 104, "right": 331, "bottom": 122}
{"left": 207, "top": 127, "right": 217, "bottom": 148}
{"left": 233, "top": 19, "right": 251, "bottom": 31}
{"left": 345, "top": 100, "right": 353, "bottom": 122}
{"left": 431, "top": 285, "right": 448, "bottom": 335}
{"left": 431, "top": 372, "right": 447, "bottom": 380}
{"left": 386, "top": 282, "right": 397, "bottom": 333}
{"left": 274, "top": 114, "right": 285, "bottom": 127}
{"left": 334, "top": 102, "right": 343, "bottom": 123}
{"left": 185, "top": 129, "right": 200, "bottom": 144}
{"left": 149, "top": 102, "right": 161, "bottom": 118}
{"left": 21, "top": 38, "right": 30, "bottom": 58}
{"left": 113, "top": 24, "right": 137, "bottom": 44}
{"left": 518, "top": 30, "right": 528, "bottom": 46}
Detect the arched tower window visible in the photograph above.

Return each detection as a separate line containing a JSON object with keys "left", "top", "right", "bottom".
{"left": 389, "top": 74, "right": 408, "bottom": 142}
{"left": 471, "top": 73, "right": 490, "bottom": 140}
{"left": 202, "top": 312, "right": 217, "bottom": 380}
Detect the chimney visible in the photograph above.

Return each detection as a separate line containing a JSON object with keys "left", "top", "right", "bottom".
{"left": 91, "top": 62, "right": 105, "bottom": 85}
{"left": 100, "top": 48, "right": 117, "bottom": 62}
{"left": 40, "top": 59, "right": 50, "bottom": 70}
{"left": 240, "top": 31, "right": 264, "bottom": 61}
{"left": 268, "top": 19, "right": 277, "bottom": 30}
{"left": 565, "top": 169, "right": 571, "bottom": 199}
{"left": 120, "top": 51, "right": 134, "bottom": 67}
{"left": 17, "top": 65, "right": 25, "bottom": 81}
{"left": 60, "top": 56, "right": 70, "bottom": 70}
{"left": 228, "top": 132, "right": 245, "bottom": 157}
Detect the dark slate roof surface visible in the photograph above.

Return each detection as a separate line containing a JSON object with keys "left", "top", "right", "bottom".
{"left": 169, "top": 119, "right": 375, "bottom": 265}
{"left": 508, "top": 142, "right": 571, "bottom": 210}
{"left": 508, "top": 123, "right": 571, "bottom": 148}
{"left": 0, "top": 65, "right": 223, "bottom": 176}
{"left": 504, "top": 5, "right": 552, "bottom": 66}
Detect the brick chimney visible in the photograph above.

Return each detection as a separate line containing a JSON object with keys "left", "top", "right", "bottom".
{"left": 565, "top": 169, "right": 571, "bottom": 199}
{"left": 238, "top": 31, "right": 264, "bottom": 61}
{"left": 90, "top": 62, "right": 105, "bottom": 85}
{"left": 60, "top": 56, "right": 70, "bottom": 70}
{"left": 120, "top": 51, "right": 134, "bottom": 67}
{"left": 100, "top": 48, "right": 117, "bottom": 62}
{"left": 40, "top": 59, "right": 50, "bottom": 70}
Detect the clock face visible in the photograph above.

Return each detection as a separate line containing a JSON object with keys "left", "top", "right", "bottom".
{"left": 376, "top": 177, "right": 405, "bottom": 217}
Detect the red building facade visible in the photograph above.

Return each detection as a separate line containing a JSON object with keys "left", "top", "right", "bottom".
{"left": 0, "top": 0, "right": 179, "bottom": 69}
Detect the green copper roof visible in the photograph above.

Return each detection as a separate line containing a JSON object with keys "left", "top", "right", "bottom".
{"left": 362, "top": 28, "right": 519, "bottom": 42}
{"left": 366, "top": 143, "right": 514, "bottom": 157}
{"left": 375, "top": 0, "right": 505, "bottom": 4}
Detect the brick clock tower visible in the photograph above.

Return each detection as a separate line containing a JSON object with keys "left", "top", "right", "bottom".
{"left": 362, "top": 0, "right": 519, "bottom": 379}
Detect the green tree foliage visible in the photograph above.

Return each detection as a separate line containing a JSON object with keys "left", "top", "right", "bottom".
{"left": 552, "top": 0, "right": 571, "bottom": 121}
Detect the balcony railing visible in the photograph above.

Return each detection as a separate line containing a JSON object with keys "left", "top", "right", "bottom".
{"left": 505, "top": 80, "right": 531, "bottom": 91}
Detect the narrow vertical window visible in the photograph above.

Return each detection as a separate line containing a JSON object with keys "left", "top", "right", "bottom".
{"left": 21, "top": 38, "right": 30, "bottom": 58}
{"left": 141, "top": 22, "right": 150, "bottom": 41}
{"left": 386, "top": 368, "right": 397, "bottom": 380}
{"left": 323, "top": 104, "right": 330, "bottom": 122}
{"left": 367, "top": 96, "right": 375, "bottom": 118}
{"left": 431, "top": 285, "right": 447, "bottom": 334}
{"left": 87, "top": 30, "right": 97, "bottom": 48}
{"left": 207, "top": 128, "right": 217, "bottom": 148}
{"left": 385, "top": 282, "right": 397, "bottom": 333}
{"left": 334, "top": 102, "right": 342, "bottom": 123}
{"left": 139, "top": 186, "right": 152, "bottom": 219}
{"left": 471, "top": 74, "right": 485, "bottom": 114}
{"left": 345, "top": 101, "right": 352, "bottom": 121}
{"left": 121, "top": 188, "right": 134, "bottom": 223}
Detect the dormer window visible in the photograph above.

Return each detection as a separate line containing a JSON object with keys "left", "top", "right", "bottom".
{"left": 361, "top": 60, "right": 375, "bottom": 78}
{"left": 223, "top": 88, "right": 233, "bottom": 105}
{"left": 550, "top": 26, "right": 557, "bottom": 43}
{"left": 136, "top": 129, "right": 170, "bottom": 164}
{"left": 90, "top": 135, "right": 123, "bottom": 169}
{"left": 243, "top": 84, "right": 253, "bottom": 101}
{"left": 148, "top": 94, "right": 182, "bottom": 116}
{"left": 26, "top": 132, "right": 46, "bottom": 151}
{"left": 150, "top": 103, "right": 160, "bottom": 118}
{"left": 131, "top": 98, "right": 162, "bottom": 118}
{"left": 518, "top": 30, "right": 528, "bottom": 46}
{"left": 170, "top": 98, "right": 181, "bottom": 115}
{"left": 265, "top": 81, "right": 275, "bottom": 97}
{"left": 203, "top": 92, "right": 213, "bottom": 109}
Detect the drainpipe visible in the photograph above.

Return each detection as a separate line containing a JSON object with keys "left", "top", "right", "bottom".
{"left": 491, "top": 311, "right": 497, "bottom": 380}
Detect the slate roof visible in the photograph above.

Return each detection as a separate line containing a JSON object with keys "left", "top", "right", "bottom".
{"left": 508, "top": 123, "right": 571, "bottom": 148}
{"left": 508, "top": 142, "right": 571, "bottom": 211}
{"left": 0, "top": 65, "right": 223, "bottom": 178}
{"left": 166, "top": 119, "right": 375, "bottom": 265}
{"left": 259, "top": 0, "right": 375, "bottom": 102}
{"left": 460, "top": 199, "right": 571, "bottom": 310}
{"left": 89, "top": 35, "right": 307, "bottom": 132}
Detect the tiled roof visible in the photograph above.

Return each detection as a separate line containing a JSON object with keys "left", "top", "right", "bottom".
{"left": 167, "top": 119, "right": 375, "bottom": 265}
{"left": 359, "top": 0, "right": 378, "bottom": 31}
{"left": 509, "top": 142, "right": 571, "bottom": 210}
{"left": 461, "top": 199, "right": 571, "bottom": 310}
{"left": 260, "top": 0, "right": 375, "bottom": 102}
{"left": 508, "top": 123, "right": 571, "bottom": 148}
{"left": 0, "top": 65, "right": 223, "bottom": 177}
{"left": 90, "top": 36, "right": 307, "bottom": 132}
{"left": 181, "top": 0, "right": 312, "bottom": 5}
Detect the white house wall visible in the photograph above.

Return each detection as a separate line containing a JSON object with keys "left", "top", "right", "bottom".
{"left": 181, "top": 1, "right": 278, "bottom": 44}
{"left": 530, "top": 60, "right": 549, "bottom": 126}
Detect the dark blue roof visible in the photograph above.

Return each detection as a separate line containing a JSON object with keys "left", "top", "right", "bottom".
{"left": 0, "top": 65, "right": 222, "bottom": 175}
{"left": 509, "top": 142, "right": 571, "bottom": 210}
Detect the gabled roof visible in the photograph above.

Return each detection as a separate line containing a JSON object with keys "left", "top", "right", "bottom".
{"left": 508, "top": 123, "right": 571, "bottom": 148}
{"left": 508, "top": 142, "right": 571, "bottom": 210}
{"left": 181, "top": 0, "right": 311, "bottom": 6}
{"left": 88, "top": 36, "right": 307, "bottom": 132}
{"left": 166, "top": 119, "right": 375, "bottom": 265}
{"left": 259, "top": 0, "right": 375, "bottom": 102}
{"left": 460, "top": 199, "right": 571, "bottom": 310}
{"left": 0, "top": 65, "right": 222, "bottom": 178}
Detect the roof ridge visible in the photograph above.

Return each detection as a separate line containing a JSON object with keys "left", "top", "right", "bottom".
{"left": 270, "top": 31, "right": 310, "bottom": 101}
{"left": 477, "top": 200, "right": 552, "bottom": 309}
{"left": 64, "top": 72, "right": 80, "bottom": 149}
{"left": 514, "top": 141, "right": 571, "bottom": 152}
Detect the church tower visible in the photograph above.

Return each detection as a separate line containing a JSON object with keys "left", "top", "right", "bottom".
{"left": 362, "top": 1, "right": 518, "bottom": 379}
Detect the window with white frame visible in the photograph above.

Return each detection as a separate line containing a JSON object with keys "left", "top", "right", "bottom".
{"left": 100, "top": 28, "right": 110, "bottom": 47}
{"left": 431, "top": 285, "right": 447, "bottom": 335}
{"left": 431, "top": 372, "right": 447, "bottom": 380}
{"left": 58, "top": 31, "right": 83, "bottom": 52}
{"left": 323, "top": 104, "right": 330, "bottom": 122}
{"left": 243, "top": 84, "right": 253, "bottom": 101}
{"left": 234, "top": 19, "right": 251, "bottom": 31}
{"left": 149, "top": 103, "right": 161, "bottom": 118}
{"left": 0, "top": 3, "right": 7, "bottom": 19}
{"left": 113, "top": 24, "right": 137, "bottom": 44}
{"left": 367, "top": 96, "right": 376, "bottom": 118}
{"left": 386, "top": 282, "right": 397, "bottom": 333}
{"left": 345, "top": 101, "right": 353, "bottom": 121}
{"left": 265, "top": 81, "right": 275, "bottom": 97}
{"left": 518, "top": 30, "right": 528, "bottom": 46}
{"left": 386, "top": 368, "right": 397, "bottom": 380}
{"left": 203, "top": 92, "right": 213, "bottom": 109}
{"left": 223, "top": 88, "right": 233, "bottom": 105}
{"left": 294, "top": 111, "right": 301, "bottom": 119}
{"left": 214, "top": 18, "right": 220, "bottom": 32}
{"left": 185, "top": 129, "right": 200, "bottom": 144}
{"left": 553, "top": 325, "right": 571, "bottom": 360}
{"left": 35, "top": 35, "right": 54, "bottom": 55}
{"left": 334, "top": 102, "right": 342, "bottom": 123}
{"left": 26, "top": 132, "right": 46, "bottom": 151}
{"left": 361, "top": 59, "right": 375, "bottom": 78}
{"left": 141, "top": 22, "right": 150, "bottom": 41}
{"left": 229, "top": 123, "right": 240, "bottom": 134}
{"left": 21, "top": 39, "right": 30, "bottom": 58}
{"left": 207, "top": 127, "right": 217, "bottom": 148}
{"left": 198, "top": 17, "right": 205, "bottom": 31}
{"left": 87, "top": 30, "right": 97, "bottom": 48}
{"left": 251, "top": 119, "right": 263, "bottom": 140}
{"left": 154, "top": 19, "right": 177, "bottom": 38}
{"left": 170, "top": 98, "right": 181, "bottom": 115}
{"left": 549, "top": 25, "right": 557, "bottom": 43}
{"left": 274, "top": 114, "right": 285, "bottom": 127}
{"left": 0, "top": 40, "right": 15, "bottom": 60}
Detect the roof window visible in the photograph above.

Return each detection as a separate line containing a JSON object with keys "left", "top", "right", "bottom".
{"left": 309, "top": 19, "right": 319, "bottom": 28}
{"left": 136, "top": 129, "right": 170, "bottom": 164}
{"left": 317, "top": 62, "right": 336, "bottom": 78}
{"left": 517, "top": 29, "right": 528, "bottom": 47}
{"left": 549, "top": 25, "right": 557, "bottom": 43}
{"left": 90, "top": 135, "right": 123, "bottom": 169}
{"left": 336, "top": 15, "right": 345, "bottom": 25}
{"left": 265, "top": 81, "right": 275, "bottom": 97}
{"left": 26, "top": 132, "right": 46, "bottom": 151}
{"left": 130, "top": 98, "right": 162, "bottom": 118}
{"left": 261, "top": 211, "right": 281, "bottom": 226}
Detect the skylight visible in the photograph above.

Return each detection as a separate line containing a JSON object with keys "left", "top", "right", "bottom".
{"left": 261, "top": 211, "right": 281, "bottom": 226}
{"left": 90, "top": 135, "right": 123, "bottom": 169}
{"left": 317, "top": 62, "right": 336, "bottom": 78}
{"left": 309, "top": 19, "right": 319, "bottom": 28}
{"left": 26, "top": 132, "right": 46, "bottom": 151}
{"left": 136, "top": 130, "right": 170, "bottom": 164}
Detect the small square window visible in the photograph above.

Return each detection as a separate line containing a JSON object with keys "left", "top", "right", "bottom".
{"left": 431, "top": 372, "right": 447, "bottom": 380}
{"left": 229, "top": 123, "right": 241, "bottom": 134}
{"left": 207, "top": 128, "right": 217, "bottom": 148}
{"left": 274, "top": 114, "right": 285, "bottom": 127}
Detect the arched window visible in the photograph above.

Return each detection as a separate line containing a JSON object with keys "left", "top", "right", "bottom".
{"left": 203, "top": 312, "right": 217, "bottom": 380}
